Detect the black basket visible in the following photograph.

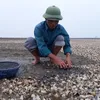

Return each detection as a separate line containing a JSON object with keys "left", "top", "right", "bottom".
{"left": 0, "top": 61, "right": 20, "bottom": 79}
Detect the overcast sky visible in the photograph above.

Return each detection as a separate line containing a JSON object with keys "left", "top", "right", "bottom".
{"left": 0, "top": 0, "right": 100, "bottom": 38}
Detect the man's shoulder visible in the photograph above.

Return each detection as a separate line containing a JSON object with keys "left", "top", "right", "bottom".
{"left": 57, "top": 24, "right": 65, "bottom": 31}
{"left": 57, "top": 24, "right": 68, "bottom": 35}
{"left": 35, "top": 21, "right": 45, "bottom": 28}
{"left": 58, "top": 24, "right": 64, "bottom": 29}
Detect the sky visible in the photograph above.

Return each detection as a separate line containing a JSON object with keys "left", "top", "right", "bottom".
{"left": 0, "top": 0, "right": 100, "bottom": 38}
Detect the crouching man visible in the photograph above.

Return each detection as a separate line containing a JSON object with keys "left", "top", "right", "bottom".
{"left": 24, "top": 5, "right": 72, "bottom": 69}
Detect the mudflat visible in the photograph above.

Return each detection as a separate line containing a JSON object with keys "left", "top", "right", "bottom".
{"left": 0, "top": 38, "right": 100, "bottom": 100}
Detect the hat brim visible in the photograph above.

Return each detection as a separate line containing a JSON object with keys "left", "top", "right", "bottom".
{"left": 43, "top": 13, "right": 63, "bottom": 20}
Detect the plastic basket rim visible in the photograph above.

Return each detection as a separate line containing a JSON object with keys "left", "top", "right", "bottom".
{"left": 0, "top": 61, "right": 20, "bottom": 71}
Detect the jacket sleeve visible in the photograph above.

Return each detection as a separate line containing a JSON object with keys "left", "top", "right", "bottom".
{"left": 34, "top": 27, "right": 51, "bottom": 56}
{"left": 61, "top": 27, "right": 72, "bottom": 54}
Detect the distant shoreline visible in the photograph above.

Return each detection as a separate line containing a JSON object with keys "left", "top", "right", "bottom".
{"left": 0, "top": 37, "right": 100, "bottom": 39}
{"left": 71, "top": 38, "right": 100, "bottom": 39}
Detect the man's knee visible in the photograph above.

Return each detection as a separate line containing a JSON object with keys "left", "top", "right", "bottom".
{"left": 54, "top": 35, "right": 65, "bottom": 46}
{"left": 24, "top": 37, "right": 37, "bottom": 52}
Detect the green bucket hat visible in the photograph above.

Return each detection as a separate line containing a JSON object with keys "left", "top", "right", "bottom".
{"left": 43, "top": 5, "right": 63, "bottom": 20}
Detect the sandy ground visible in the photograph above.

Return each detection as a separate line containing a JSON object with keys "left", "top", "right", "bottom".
{"left": 0, "top": 38, "right": 100, "bottom": 100}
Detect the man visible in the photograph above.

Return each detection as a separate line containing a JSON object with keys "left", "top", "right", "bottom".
{"left": 24, "top": 5, "right": 72, "bottom": 68}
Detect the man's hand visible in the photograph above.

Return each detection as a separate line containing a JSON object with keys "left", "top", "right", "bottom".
{"left": 48, "top": 53, "right": 69, "bottom": 68}
{"left": 65, "top": 53, "right": 72, "bottom": 68}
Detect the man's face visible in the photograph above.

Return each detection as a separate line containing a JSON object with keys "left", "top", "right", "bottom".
{"left": 46, "top": 20, "right": 59, "bottom": 29}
